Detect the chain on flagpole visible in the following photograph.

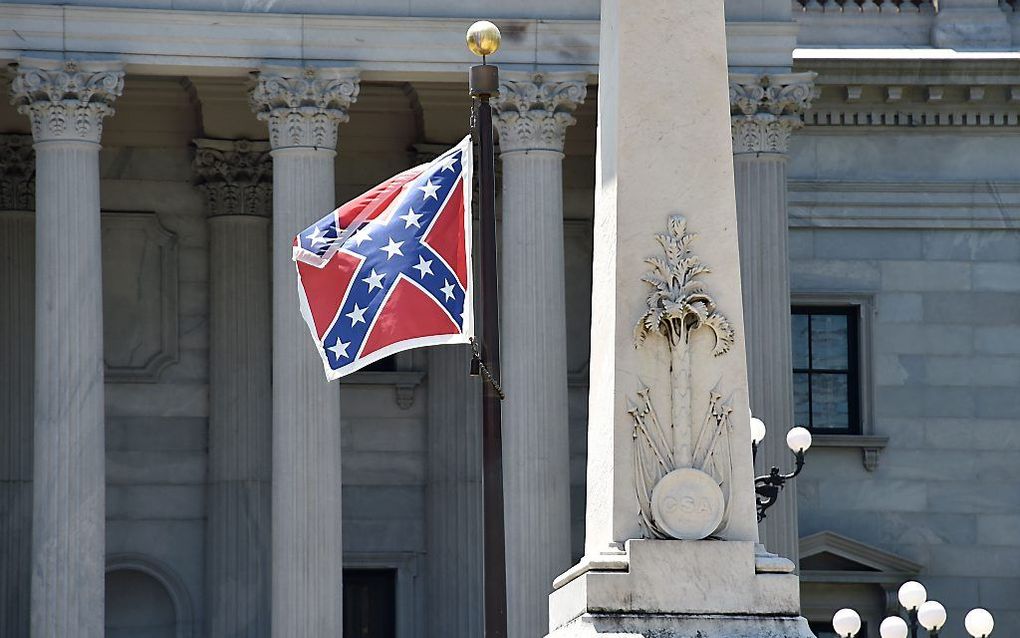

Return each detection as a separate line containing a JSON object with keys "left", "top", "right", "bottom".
{"left": 469, "top": 337, "right": 505, "bottom": 399}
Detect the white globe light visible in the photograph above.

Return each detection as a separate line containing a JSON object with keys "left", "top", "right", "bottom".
{"left": 918, "top": 601, "right": 947, "bottom": 631}
{"left": 750, "top": 417, "right": 767, "bottom": 445}
{"left": 833, "top": 608, "right": 862, "bottom": 638}
{"left": 786, "top": 426, "right": 812, "bottom": 453}
{"left": 880, "top": 616, "right": 909, "bottom": 638}
{"left": 965, "top": 608, "right": 994, "bottom": 638}
{"left": 898, "top": 581, "right": 927, "bottom": 611}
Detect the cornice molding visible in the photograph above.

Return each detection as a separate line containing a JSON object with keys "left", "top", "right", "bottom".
{"left": 9, "top": 58, "right": 124, "bottom": 144}
{"left": 193, "top": 138, "right": 272, "bottom": 217}
{"left": 493, "top": 72, "right": 587, "bottom": 154}
{"left": 0, "top": 134, "right": 34, "bottom": 211}
{"left": 729, "top": 72, "right": 819, "bottom": 154}
{"left": 249, "top": 67, "right": 360, "bottom": 150}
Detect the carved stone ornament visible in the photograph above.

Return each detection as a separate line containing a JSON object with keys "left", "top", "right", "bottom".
{"left": 631, "top": 215, "right": 737, "bottom": 540}
{"left": 193, "top": 139, "right": 272, "bottom": 217}
{"left": 9, "top": 59, "right": 124, "bottom": 144}
{"left": 494, "top": 72, "right": 587, "bottom": 153}
{"left": 729, "top": 72, "right": 817, "bottom": 154}
{"left": 0, "top": 134, "right": 35, "bottom": 210}
{"left": 249, "top": 67, "right": 360, "bottom": 150}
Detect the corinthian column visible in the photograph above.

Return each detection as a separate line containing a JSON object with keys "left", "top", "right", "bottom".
{"left": 250, "top": 67, "right": 359, "bottom": 637}
{"left": 0, "top": 134, "right": 34, "bottom": 638}
{"left": 10, "top": 58, "right": 123, "bottom": 638}
{"left": 729, "top": 72, "right": 816, "bottom": 566}
{"left": 194, "top": 139, "right": 273, "bottom": 638}
{"left": 493, "top": 71, "right": 586, "bottom": 638}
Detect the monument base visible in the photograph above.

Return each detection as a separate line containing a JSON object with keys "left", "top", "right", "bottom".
{"left": 547, "top": 540, "right": 813, "bottom": 638}
{"left": 547, "top": 612, "right": 813, "bottom": 638}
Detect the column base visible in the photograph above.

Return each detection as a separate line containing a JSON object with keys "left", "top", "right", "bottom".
{"left": 547, "top": 612, "right": 813, "bottom": 638}
{"left": 548, "top": 540, "right": 809, "bottom": 637}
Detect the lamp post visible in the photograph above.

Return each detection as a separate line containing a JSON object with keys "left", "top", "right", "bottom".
{"left": 833, "top": 581, "right": 994, "bottom": 638}
{"left": 466, "top": 20, "right": 509, "bottom": 638}
{"left": 751, "top": 415, "right": 811, "bottom": 521}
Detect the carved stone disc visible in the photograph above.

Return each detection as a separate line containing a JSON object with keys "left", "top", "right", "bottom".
{"left": 650, "top": 468, "right": 725, "bottom": 540}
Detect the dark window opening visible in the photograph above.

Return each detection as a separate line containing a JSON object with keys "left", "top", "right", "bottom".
{"left": 791, "top": 305, "right": 861, "bottom": 435}
{"left": 362, "top": 355, "right": 397, "bottom": 372}
{"left": 343, "top": 568, "right": 397, "bottom": 638}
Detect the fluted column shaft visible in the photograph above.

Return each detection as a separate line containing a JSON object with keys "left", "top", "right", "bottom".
{"left": 9, "top": 59, "right": 123, "bottom": 638}
{"left": 0, "top": 197, "right": 34, "bottom": 637}
{"left": 730, "top": 72, "right": 816, "bottom": 566}
{"left": 494, "top": 72, "right": 586, "bottom": 638}
{"left": 425, "top": 345, "right": 483, "bottom": 638}
{"left": 251, "top": 67, "right": 358, "bottom": 637}
{"left": 195, "top": 139, "right": 273, "bottom": 637}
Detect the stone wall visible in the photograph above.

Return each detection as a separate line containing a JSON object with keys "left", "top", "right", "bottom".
{"left": 790, "top": 127, "right": 1020, "bottom": 636}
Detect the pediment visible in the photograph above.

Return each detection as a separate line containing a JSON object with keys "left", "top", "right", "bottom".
{"left": 800, "top": 531, "right": 922, "bottom": 580}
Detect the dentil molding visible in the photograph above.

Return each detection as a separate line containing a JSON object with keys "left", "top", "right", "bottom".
{"left": 493, "top": 72, "right": 587, "bottom": 153}
{"left": 9, "top": 59, "right": 124, "bottom": 144}
{"left": 730, "top": 72, "right": 818, "bottom": 154}
{"left": 193, "top": 138, "right": 272, "bottom": 217}
{"left": 249, "top": 67, "right": 361, "bottom": 150}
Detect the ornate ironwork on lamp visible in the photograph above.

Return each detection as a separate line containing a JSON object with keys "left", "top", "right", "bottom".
{"left": 751, "top": 416, "right": 811, "bottom": 522}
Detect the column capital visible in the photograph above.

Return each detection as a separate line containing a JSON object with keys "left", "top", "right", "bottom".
{"left": 249, "top": 66, "right": 360, "bottom": 150}
{"left": 729, "top": 71, "right": 818, "bottom": 155}
{"left": 0, "top": 134, "right": 35, "bottom": 211}
{"left": 494, "top": 71, "right": 587, "bottom": 154}
{"left": 9, "top": 59, "right": 124, "bottom": 144}
{"left": 193, "top": 138, "right": 273, "bottom": 217}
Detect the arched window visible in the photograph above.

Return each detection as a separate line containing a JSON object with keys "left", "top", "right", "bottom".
{"left": 106, "top": 554, "right": 194, "bottom": 638}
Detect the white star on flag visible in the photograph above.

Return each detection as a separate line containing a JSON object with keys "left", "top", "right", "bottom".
{"left": 412, "top": 256, "right": 434, "bottom": 279}
{"left": 328, "top": 338, "right": 350, "bottom": 359}
{"left": 381, "top": 237, "right": 404, "bottom": 259}
{"left": 362, "top": 268, "right": 385, "bottom": 292}
{"left": 346, "top": 303, "right": 368, "bottom": 326}
{"left": 350, "top": 226, "right": 373, "bottom": 247}
{"left": 436, "top": 154, "right": 458, "bottom": 172}
{"left": 418, "top": 180, "right": 441, "bottom": 200}
{"left": 440, "top": 279, "right": 456, "bottom": 301}
{"left": 399, "top": 208, "right": 423, "bottom": 229}
{"left": 306, "top": 225, "right": 329, "bottom": 246}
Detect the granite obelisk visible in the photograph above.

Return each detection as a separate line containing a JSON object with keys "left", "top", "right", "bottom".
{"left": 544, "top": 1, "right": 811, "bottom": 635}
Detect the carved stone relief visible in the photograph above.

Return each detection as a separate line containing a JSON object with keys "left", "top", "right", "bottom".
{"left": 632, "top": 215, "right": 737, "bottom": 540}
{"left": 0, "top": 135, "right": 34, "bottom": 211}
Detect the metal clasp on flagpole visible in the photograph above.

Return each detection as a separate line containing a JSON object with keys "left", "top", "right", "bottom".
{"left": 469, "top": 337, "right": 505, "bottom": 400}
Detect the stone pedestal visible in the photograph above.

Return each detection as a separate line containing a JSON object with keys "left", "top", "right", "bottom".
{"left": 10, "top": 58, "right": 123, "bottom": 638}
{"left": 494, "top": 71, "right": 587, "bottom": 638}
{"left": 730, "top": 72, "right": 817, "bottom": 566}
{"left": 932, "top": 0, "right": 1010, "bottom": 50}
{"left": 194, "top": 139, "right": 273, "bottom": 637}
{"left": 251, "top": 66, "right": 359, "bottom": 637}
{"left": 547, "top": 1, "right": 809, "bottom": 635}
{"left": 425, "top": 345, "right": 484, "bottom": 638}
{"left": 0, "top": 136, "right": 34, "bottom": 638}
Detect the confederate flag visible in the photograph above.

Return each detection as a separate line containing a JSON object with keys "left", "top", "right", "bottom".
{"left": 293, "top": 136, "right": 474, "bottom": 380}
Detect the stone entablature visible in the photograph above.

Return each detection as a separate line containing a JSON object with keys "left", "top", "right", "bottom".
{"left": 193, "top": 139, "right": 272, "bottom": 217}
{"left": 9, "top": 59, "right": 124, "bottom": 144}
{"left": 493, "top": 72, "right": 587, "bottom": 154}
{"left": 730, "top": 72, "right": 818, "bottom": 154}
{"left": 0, "top": 135, "right": 34, "bottom": 211}
{"left": 249, "top": 67, "right": 360, "bottom": 150}
{"left": 798, "top": 61, "right": 1020, "bottom": 127}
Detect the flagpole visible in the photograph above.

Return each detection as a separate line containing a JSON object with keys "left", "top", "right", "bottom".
{"left": 467, "top": 20, "right": 508, "bottom": 638}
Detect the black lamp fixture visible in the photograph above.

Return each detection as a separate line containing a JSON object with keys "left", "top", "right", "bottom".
{"left": 750, "top": 413, "right": 811, "bottom": 522}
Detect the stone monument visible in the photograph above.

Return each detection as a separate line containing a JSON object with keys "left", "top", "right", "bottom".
{"left": 545, "top": 1, "right": 812, "bottom": 636}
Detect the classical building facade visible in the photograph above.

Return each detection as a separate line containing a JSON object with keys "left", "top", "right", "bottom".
{"left": 0, "top": 0, "right": 1018, "bottom": 636}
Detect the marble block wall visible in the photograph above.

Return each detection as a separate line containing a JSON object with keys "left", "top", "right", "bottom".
{"left": 790, "top": 126, "right": 1020, "bottom": 636}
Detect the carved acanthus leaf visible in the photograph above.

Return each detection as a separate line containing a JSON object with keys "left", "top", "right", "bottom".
{"left": 193, "top": 139, "right": 273, "bottom": 217}
{"left": 0, "top": 134, "right": 35, "bottom": 211}
{"left": 729, "top": 72, "right": 817, "bottom": 154}
{"left": 494, "top": 72, "right": 587, "bottom": 153}
{"left": 250, "top": 68, "right": 360, "bottom": 149}
{"left": 9, "top": 60, "right": 124, "bottom": 144}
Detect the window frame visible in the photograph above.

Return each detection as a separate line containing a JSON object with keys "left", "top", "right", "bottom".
{"left": 791, "top": 303, "right": 864, "bottom": 436}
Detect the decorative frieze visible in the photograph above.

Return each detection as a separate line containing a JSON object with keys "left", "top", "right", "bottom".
{"left": 193, "top": 139, "right": 272, "bottom": 217}
{"left": 9, "top": 59, "right": 124, "bottom": 144}
{"left": 0, "top": 135, "right": 34, "bottom": 211}
{"left": 730, "top": 72, "right": 818, "bottom": 154}
{"left": 249, "top": 67, "right": 360, "bottom": 149}
{"left": 494, "top": 72, "right": 587, "bottom": 153}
